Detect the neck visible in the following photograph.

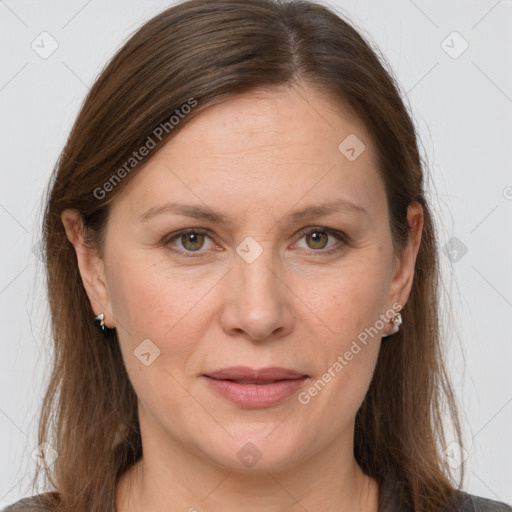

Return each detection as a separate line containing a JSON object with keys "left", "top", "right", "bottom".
{"left": 116, "top": 414, "right": 379, "bottom": 512}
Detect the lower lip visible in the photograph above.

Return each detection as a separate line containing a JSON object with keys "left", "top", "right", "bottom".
{"left": 203, "top": 376, "right": 307, "bottom": 408}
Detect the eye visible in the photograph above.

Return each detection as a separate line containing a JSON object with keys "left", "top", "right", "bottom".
{"left": 293, "top": 227, "right": 347, "bottom": 254}
{"left": 165, "top": 229, "right": 215, "bottom": 254}
{"left": 163, "top": 226, "right": 347, "bottom": 257}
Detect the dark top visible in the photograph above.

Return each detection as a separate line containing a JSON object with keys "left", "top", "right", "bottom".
{"left": 3, "top": 476, "right": 512, "bottom": 511}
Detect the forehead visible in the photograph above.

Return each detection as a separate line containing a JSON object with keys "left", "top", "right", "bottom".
{"left": 117, "top": 84, "right": 385, "bottom": 223}
{"left": 165, "top": 85, "right": 374, "bottom": 165}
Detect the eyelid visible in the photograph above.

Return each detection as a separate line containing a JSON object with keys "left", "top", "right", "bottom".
{"left": 163, "top": 228, "right": 216, "bottom": 257}
{"left": 292, "top": 226, "right": 348, "bottom": 251}
{"left": 163, "top": 226, "right": 348, "bottom": 257}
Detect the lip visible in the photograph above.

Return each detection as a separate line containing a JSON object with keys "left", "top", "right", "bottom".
{"left": 203, "top": 366, "right": 308, "bottom": 408}
{"left": 205, "top": 366, "right": 307, "bottom": 381}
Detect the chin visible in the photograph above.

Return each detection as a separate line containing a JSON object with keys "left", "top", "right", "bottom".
{"left": 197, "top": 425, "right": 308, "bottom": 473}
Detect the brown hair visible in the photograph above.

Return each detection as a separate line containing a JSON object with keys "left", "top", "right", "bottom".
{"left": 32, "top": 0, "right": 464, "bottom": 510}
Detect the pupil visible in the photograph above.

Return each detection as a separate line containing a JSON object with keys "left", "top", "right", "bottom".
{"left": 180, "top": 231, "right": 329, "bottom": 252}
{"left": 183, "top": 233, "right": 203, "bottom": 250}
{"left": 309, "top": 231, "right": 327, "bottom": 249}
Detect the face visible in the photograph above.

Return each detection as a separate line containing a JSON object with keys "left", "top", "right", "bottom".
{"left": 64, "top": 84, "right": 422, "bottom": 475}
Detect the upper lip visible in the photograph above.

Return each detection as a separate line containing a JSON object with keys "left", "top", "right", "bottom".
{"left": 204, "top": 366, "right": 308, "bottom": 381}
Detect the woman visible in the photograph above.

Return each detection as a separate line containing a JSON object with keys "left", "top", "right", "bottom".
{"left": 3, "top": 0, "right": 510, "bottom": 511}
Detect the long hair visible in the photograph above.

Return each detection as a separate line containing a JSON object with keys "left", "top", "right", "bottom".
{"left": 32, "top": 1, "right": 463, "bottom": 510}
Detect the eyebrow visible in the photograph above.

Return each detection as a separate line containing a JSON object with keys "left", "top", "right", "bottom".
{"left": 137, "top": 198, "right": 368, "bottom": 226}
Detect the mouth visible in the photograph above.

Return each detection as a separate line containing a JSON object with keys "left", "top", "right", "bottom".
{"left": 204, "top": 366, "right": 308, "bottom": 381}
{"left": 216, "top": 379, "right": 291, "bottom": 384}
{"left": 202, "top": 366, "right": 309, "bottom": 408}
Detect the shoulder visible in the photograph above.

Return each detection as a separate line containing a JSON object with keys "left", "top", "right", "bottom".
{"left": 2, "top": 492, "right": 59, "bottom": 512}
{"left": 456, "top": 491, "right": 512, "bottom": 512}
{"left": 379, "top": 474, "right": 511, "bottom": 512}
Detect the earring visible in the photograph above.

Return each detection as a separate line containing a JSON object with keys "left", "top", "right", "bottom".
{"left": 94, "top": 312, "right": 116, "bottom": 338}
{"left": 391, "top": 312, "right": 402, "bottom": 333}
{"left": 382, "top": 313, "right": 402, "bottom": 338}
{"left": 94, "top": 313, "right": 106, "bottom": 331}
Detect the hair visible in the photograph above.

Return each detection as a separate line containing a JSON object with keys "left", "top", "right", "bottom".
{"left": 29, "top": 0, "right": 464, "bottom": 511}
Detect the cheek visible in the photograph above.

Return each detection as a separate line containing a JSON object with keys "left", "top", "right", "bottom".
{"left": 105, "top": 251, "right": 229, "bottom": 387}
{"left": 107, "top": 250, "right": 211, "bottom": 337}
{"left": 107, "top": 259, "right": 206, "bottom": 414}
{"left": 316, "top": 252, "right": 391, "bottom": 337}
{"left": 299, "top": 252, "right": 389, "bottom": 407}
{"left": 297, "top": 289, "right": 382, "bottom": 445}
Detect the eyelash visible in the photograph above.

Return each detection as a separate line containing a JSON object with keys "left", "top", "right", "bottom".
{"left": 162, "top": 227, "right": 348, "bottom": 258}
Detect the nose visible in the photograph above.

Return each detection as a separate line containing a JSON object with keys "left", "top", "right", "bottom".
{"left": 219, "top": 247, "right": 295, "bottom": 342}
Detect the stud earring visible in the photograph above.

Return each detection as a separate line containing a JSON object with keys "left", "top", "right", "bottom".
{"left": 94, "top": 313, "right": 106, "bottom": 331}
{"left": 391, "top": 312, "right": 402, "bottom": 333}
{"left": 94, "top": 313, "right": 115, "bottom": 337}
{"left": 382, "top": 312, "right": 402, "bottom": 338}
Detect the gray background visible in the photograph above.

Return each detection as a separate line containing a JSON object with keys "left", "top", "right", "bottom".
{"left": 1, "top": 0, "right": 511, "bottom": 507}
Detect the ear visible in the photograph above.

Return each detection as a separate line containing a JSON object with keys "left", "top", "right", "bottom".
{"left": 61, "top": 208, "right": 115, "bottom": 328}
{"left": 385, "top": 201, "right": 424, "bottom": 330}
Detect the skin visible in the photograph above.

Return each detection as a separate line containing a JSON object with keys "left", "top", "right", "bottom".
{"left": 62, "top": 83, "right": 423, "bottom": 512}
